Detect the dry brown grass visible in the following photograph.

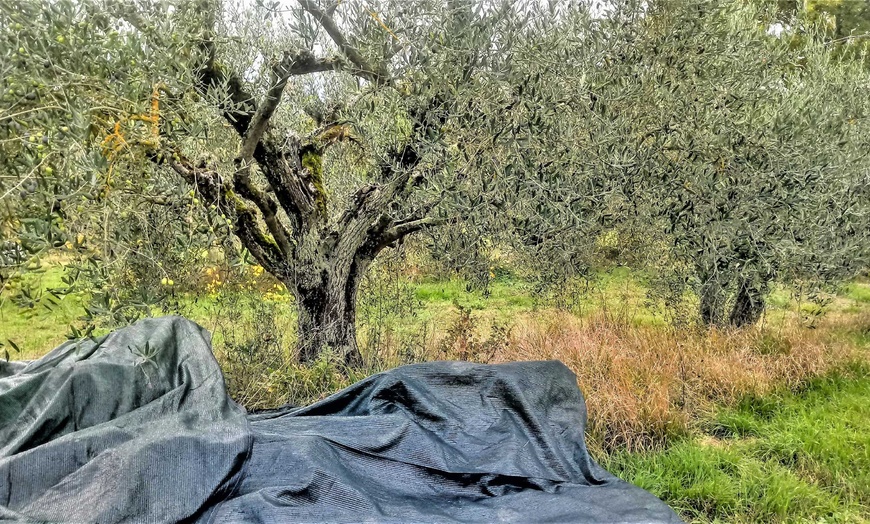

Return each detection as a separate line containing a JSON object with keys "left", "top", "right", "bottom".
{"left": 488, "top": 312, "right": 867, "bottom": 453}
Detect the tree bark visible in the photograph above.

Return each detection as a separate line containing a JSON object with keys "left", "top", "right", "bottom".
{"left": 728, "top": 278, "right": 766, "bottom": 327}
{"left": 290, "top": 259, "right": 366, "bottom": 366}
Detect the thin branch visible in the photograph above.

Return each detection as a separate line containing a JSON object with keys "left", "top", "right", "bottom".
{"left": 375, "top": 216, "right": 446, "bottom": 252}
{"left": 386, "top": 216, "right": 445, "bottom": 239}
{"left": 828, "top": 33, "right": 870, "bottom": 45}
{"left": 0, "top": 105, "right": 64, "bottom": 122}
{"left": 239, "top": 75, "right": 289, "bottom": 162}
{"left": 0, "top": 154, "right": 52, "bottom": 201}
{"left": 298, "top": 0, "right": 390, "bottom": 85}
{"left": 134, "top": 194, "right": 173, "bottom": 206}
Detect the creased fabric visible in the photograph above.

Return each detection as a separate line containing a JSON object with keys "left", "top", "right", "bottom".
{"left": 0, "top": 316, "right": 681, "bottom": 523}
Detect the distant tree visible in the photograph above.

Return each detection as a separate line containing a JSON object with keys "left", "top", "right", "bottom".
{"left": 619, "top": 0, "right": 870, "bottom": 326}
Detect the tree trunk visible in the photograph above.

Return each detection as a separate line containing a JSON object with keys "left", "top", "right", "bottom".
{"left": 290, "top": 260, "right": 365, "bottom": 366}
{"left": 699, "top": 280, "right": 725, "bottom": 326}
{"left": 728, "top": 278, "right": 766, "bottom": 327}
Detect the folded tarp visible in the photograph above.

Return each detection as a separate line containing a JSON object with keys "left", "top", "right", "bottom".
{"left": 0, "top": 316, "right": 682, "bottom": 523}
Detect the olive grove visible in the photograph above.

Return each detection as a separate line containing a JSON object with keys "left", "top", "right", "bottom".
{"left": 1, "top": 0, "right": 869, "bottom": 363}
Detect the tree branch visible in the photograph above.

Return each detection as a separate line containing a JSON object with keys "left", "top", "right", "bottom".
{"left": 192, "top": 8, "right": 398, "bottom": 247}
{"left": 239, "top": 79, "right": 287, "bottom": 162}
{"left": 230, "top": 57, "right": 297, "bottom": 257}
{"left": 298, "top": 0, "right": 390, "bottom": 85}
{"left": 241, "top": 51, "right": 346, "bottom": 162}
{"left": 197, "top": 36, "right": 353, "bottom": 238}
{"left": 196, "top": 42, "right": 257, "bottom": 137}
{"left": 282, "top": 49, "right": 345, "bottom": 76}
{"left": 382, "top": 216, "right": 445, "bottom": 243}
{"left": 232, "top": 165, "right": 295, "bottom": 257}
{"left": 333, "top": 145, "right": 421, "bottom": 232}
{"left": 152, "top": 149, "right": 287, "bottom": 275}
{"left": 359, "top": 215, "right": 447, "bottom": 258}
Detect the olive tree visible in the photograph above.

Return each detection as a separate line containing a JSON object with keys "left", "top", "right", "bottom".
{"left": 492, "top": 0, "right": 870, "bottom": 327}
{"left": 1, "top": 0, "right": 621, "bottom": 362}
{"left": 618, "top": 0, "right": 870, "bottom": 326}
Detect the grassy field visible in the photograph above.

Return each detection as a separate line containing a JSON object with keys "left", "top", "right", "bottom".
{"left": 0, "top": 263, "right": 85, "bottom": 359}
{"left": 2, "top": 263, "right": 869, "bottom": 523}
{"left": 605, "top": 364, "right": 870, "bottom": 523}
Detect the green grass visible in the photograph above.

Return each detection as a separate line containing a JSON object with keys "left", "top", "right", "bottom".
{"left": 843, "top": 281, "right": 870, "bottom": 304}
{"left": 410, "top": 276, "right": 538, "bottom": 328}
{"left": 0, "top": 264, "right": 84, "bottom": 360}
{"left": 602, "top": 363, "right": 870, "bottom": 523}
{"left": 766, "top": 285, "right": 794, "bottom": 309}
{"left": 411, "top": 267, "right": 661, "bottom": 326}
{"left": 414, "top": 277, "right": 536, "bottom": 311}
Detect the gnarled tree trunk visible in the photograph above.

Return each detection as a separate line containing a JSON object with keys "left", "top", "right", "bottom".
{"left": 728, "top": 278, "right": 767, "bottom": 327}
{"left": 290, "top": 256, "right": 367, "bottom": 366}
